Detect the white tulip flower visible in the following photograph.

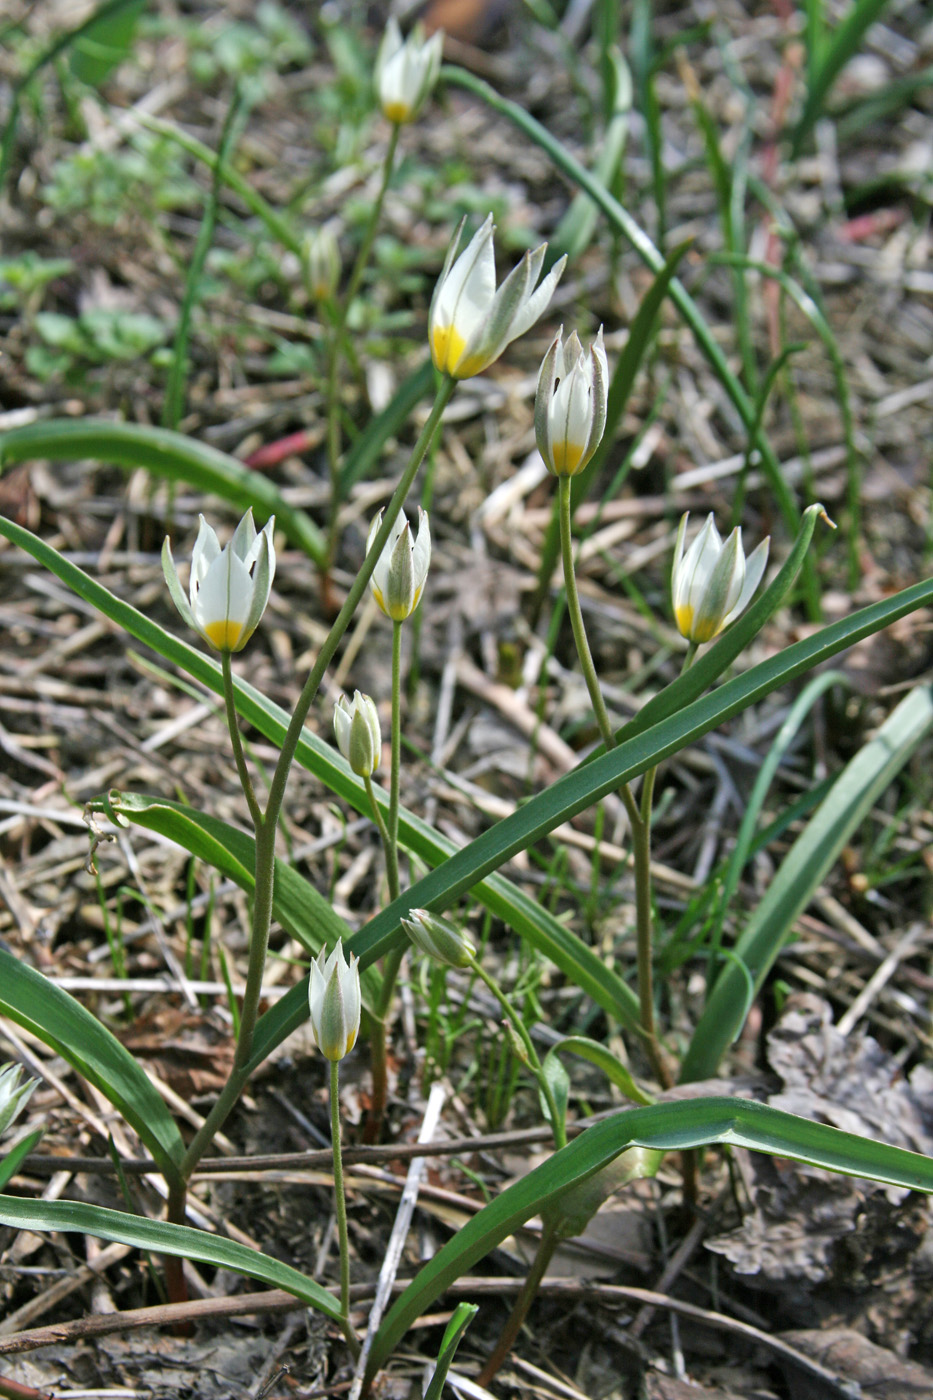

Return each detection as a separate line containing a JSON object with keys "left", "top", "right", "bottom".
{"left": 671, "top": 512, "right": 769, "bottom": 644}
{"left": 304, "top": 225, "right": 341, "bottom": 303}
{"left": 535, "top": 327, "right": 608, "bottom": 477}
{"left": 429, "top": 214, "right": 567, "bottom": 379}
{"left": 308, "top": 943, "right": 361, "bottom": 1062}
{"left": 162, "top": 510, "right": 275, "bottom": 654}
{"left": 366, "top": 507, "right": 430, "bottom": 621}
{"left": 334, "top": 691, "right": 382, "bottom": 778}
{"left": 375, "top": 18, "right": 443, "bottom": 126}
{"left": 401, "top": 908, "right": 476, "bottom": 970}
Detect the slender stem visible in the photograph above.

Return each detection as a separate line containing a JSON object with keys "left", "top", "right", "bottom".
{"left": 387, "top": 619, "right": 403, "bottom": 903}
{"left": 364, "top": 774, "right": 391, "bottom": 854}
{"left": 330, "top": 1059, "right": 359, "bottom": 1355}
{"left": 471, "top": 960, "right": 566, "bottom": 1150}
{"left": 477, "top": 1218, "right": 560, "bottom": 1387}
{"left": 342, "top": 124, "right": 401, "bottom": 320}
{"left": 221, "top": 650, "right": 262, "bottom": 828}
{"left": 557, "top": 476, "right": 672, "bottom": 1085}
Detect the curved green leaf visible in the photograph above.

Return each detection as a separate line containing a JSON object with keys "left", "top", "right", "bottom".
{"left": 0, "top": 950, "right": 185, "bottom": 1184}
{"left": 550, "top": 1035, "right": 653, "bottom": 1106}
{"left": 0, "top": 1128, "right": 44, "bottom": 1192}
{"left": 0, "top": 419, "right": 325, "bottom": 564}
{"left": 0, "top": 1195, "right": 341, "bottom": 1321}
{"left": 680, "top": 681, "right": 933, "bottom": 1082}
{"left": 366, "top": 1095, "right": 933, "bottom": 1380}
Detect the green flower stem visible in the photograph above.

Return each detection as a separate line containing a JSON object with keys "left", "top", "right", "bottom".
{"left": 470, "top": 960, "right": 566, "bottom": 1151}
{"left": 558, "top": 476, "right": 670, "bottom": 1087}
{"left": 477, "top": 1217, "right": 560, "bottom": 1388}
{"left": 364, "top": 774, "right": 392, "bottom": 855}
{"left": 221, "top": 650, "right": 262, "bottom": 829}
{"left": 330, "top": 1058, "right": 360, "bottom": 1357}
{"left": 388, "top": 619, "right": 403, "bottom": 904}
{"left": 322, "top": 125, "right": 401, "bottom": 573}
{"left": 177, "top": 377, "right": 456, "bottom": 1186}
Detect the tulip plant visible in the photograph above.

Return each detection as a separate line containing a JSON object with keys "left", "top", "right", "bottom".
{"left": 1, "top": 13, "right": 933, "bottom": 1398}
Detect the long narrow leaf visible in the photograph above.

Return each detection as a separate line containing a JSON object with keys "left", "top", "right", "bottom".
{"left": 0, "top": 1196, "right": 341, "bottom": 1321}
{"left": 792, "top": 0, "right": 892, "bottom": 155}
{"left": 680, "top": 681, "right": 933, "bottom": 1082}
{"left": 365, "top": 1095, "right": 933, "bottom": 1380}
{"left": 0, "top": 951, "right": 185, "bottom": 1184}
{"left": 0, "top": 419, "right": 325, "bottom": 564}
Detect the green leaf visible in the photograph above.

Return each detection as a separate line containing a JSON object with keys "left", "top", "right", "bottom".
{"left": 340, "top": 359, "right": 436, "bottom": 494}
{"left": 0, "top": 1196, "right": 341, "bottom": 1321}
{"left": 0, "top": 1128, "right": 44, "bottom": 1192}
{"left": 680, "top": 682, "right": 933, "bottom": 1082}
{"left": 0, "top": 418, "right": 325, "bottom": 565}
{"left": 792, "top": 0, "right": 892, "bottom": 155}
{"left": 68, "top": 0, "right": 145, "bottom": 85}
{"left": 0, "top": 950, "right": 185, "bottom": 1184}
{"left": 550, "top": 1035, "right": 653, "bottom": 1106}
{"left": 366, "top": 1095, "right": 933, "bottom": 1381}
{"left": 423, "top": 1302, "right": 479, "bottom": 1400}
{"left": 101, "top": 791, "right": 382, "bottom": 1009}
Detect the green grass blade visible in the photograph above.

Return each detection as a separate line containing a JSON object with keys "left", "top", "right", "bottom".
{"left": 423, "top": 1303, "right": 479, "bottom": 1400}
{"left": 0, "top": 516, "right": 640, "bottom": 1035}
{"left": 339, "top": 358, "right": 436, "bottom": 493}
{"left": 366, "top": 1094, "right": 933, "bottom": 1379}
{"left": 681, "top": 682, "right": 933, "bottom": 1082}
{"left": 551, "top": 1036, "right": 654, "bottom": 1106}
{"left": 0, "top": 419, "right": 325, "bottom": 564}
{"left": 706, "top": 668, "right": 849, "bottom": 985}
{"left": 441, "top": 64, "right": 807, "bottom": 578}
{"left": 793, "top": 0, "right": 892, "bottom": 155}
{"left": 0, "top": 950, "right": 185, "bottom": 1183}
{"left": 551, "top": 49, "right": 631, "bottom": 264}
{"left": 0, "top": 1196, "right": 341, "bottom": 1320}
{"left": 101, "top": 792, "right": 383, "bottom": 1009}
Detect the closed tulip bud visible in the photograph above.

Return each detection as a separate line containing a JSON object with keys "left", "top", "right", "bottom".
{"left": 671, "top": 512, "right": 769, "bottom": 644}
{"left": 334, "top": 691, "right": 381, "bottom": 777}
{"left": 0, "top": 1063, "right": 38, "bottom": 1139}
{"left": 401, "top": 908, "right": 476, "bottom": 969}
{"left": 308, "top": 944, "right": 361, "bottom": 1062}
{"left": 375, "top": 18, "right": 443, "bottom": 126}
{"left": 535, "top": 327, "right": 608, "bottom": 477}
{"left": 304, "top": 225, "right": 341, "bottom": 303}
{"left": 367, "top": 507, "right": 430, "bottom": 622}
{"left": 162, "top": 510, "right": 275, "bottom": 654}
{"left": 429, "top": 214, "right": 567, "bottom": 380}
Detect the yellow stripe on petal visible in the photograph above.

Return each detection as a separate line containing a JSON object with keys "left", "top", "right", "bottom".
{"left": 371, "top": 584, "right": 387, "bottom": 616}
{"left": 674, "top": 603, "right": 694, "bottom": 639}
{"left": 551, "top": 440, "right": 586, "bottom": 476}
{"left": 431, "top": 323, "right": 468, "bottom": 375}
{"left": 204, "top": 618, "right": 244, "bottom": 651}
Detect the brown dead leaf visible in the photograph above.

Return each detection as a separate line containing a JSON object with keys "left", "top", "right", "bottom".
{"left": 781, "top": 1327, "right": 933, "bottom": 1400}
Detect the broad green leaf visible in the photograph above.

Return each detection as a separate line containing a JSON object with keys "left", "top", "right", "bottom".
{"left": 0, "top": 419, "right": 325, "bottom": 565}
{"left": 0, "top": 951, "right": 185, "bottom": 1184}
{"left": 680, "top": 681, "right": 933, "bottom": 1082}
{"left": 69, "top": 0, "right": 145, "bottom": 85}
{"left": 366, "top": 1095, "right": 933, "bottom": 1380}
{"left": 550, "top": 1035, "right": 653, "bottom": 1106}
{"left": 102, "top": 791, "right": 383, "bottom": 1010}
{"left": 0, "top": 1196, "right": 341, "bottom": 1321}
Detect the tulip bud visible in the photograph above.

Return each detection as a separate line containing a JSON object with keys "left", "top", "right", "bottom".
{"left": 308, "top": 944, "right": 361, "bottom": 1062}
{"left": 671, "top": 512, "right": 769, "bottom": 644}
{"left": 535, "top": 327, "right": 608, "bottom": 477}
{"left": 304, "top": 225, "right": 341, "bottom": 303}
{"left": 429, "top": 214, "right": 566, "bottom": 380}
{"left": 0, "top": 1063, "right": 37, "bottom": 1139}
{"left": 334, "top": 691, "right": 381, "bottom": 778}
{"left": 375, "top": 18, "right": 443, "bottom": 126}
{"left": 162, "top": 510, "right": 275, "bottom": 654}
{"left": 401, "top": 908, "right": 476, "bottom": 969}
{"left": 367, "top": 507, "right": 431, "bottom": 622}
